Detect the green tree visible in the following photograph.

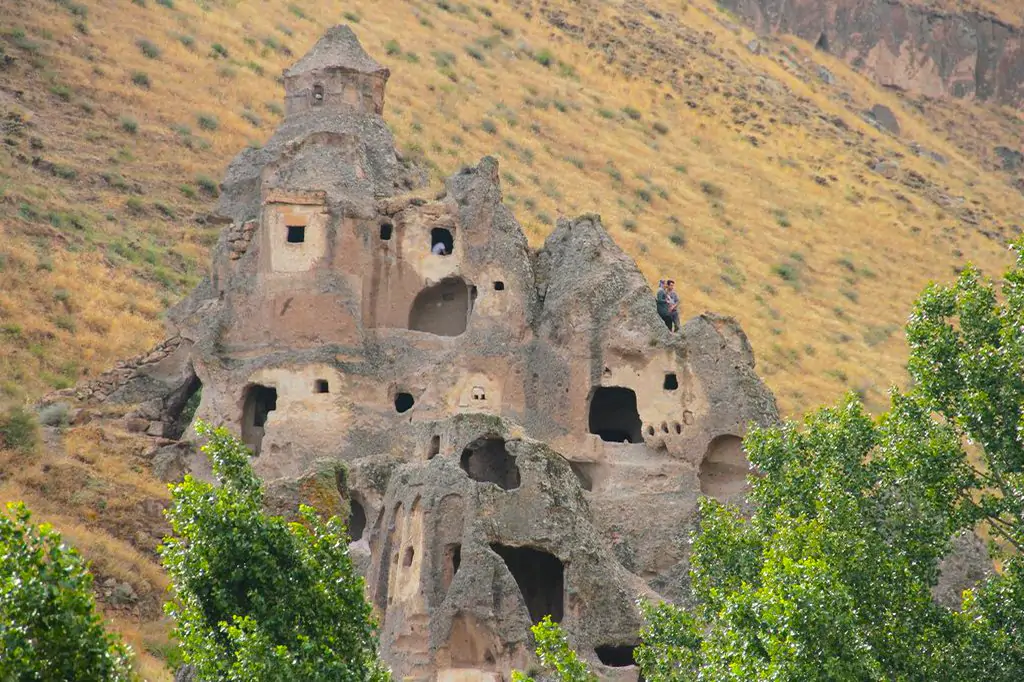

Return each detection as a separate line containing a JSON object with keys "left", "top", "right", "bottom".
{"left": 517, "top": 244, "right": 1024, "bottom": 681}
{"left": 0, "top": 502, "right": 133, "bottom": 681}
{"left": 160, "top": 422, "right": 390, "bottom": 682}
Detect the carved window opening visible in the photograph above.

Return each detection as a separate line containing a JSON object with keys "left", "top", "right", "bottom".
{"left": 408, "top": 277, "right": 472, "bottom": 336}
{"left": 314, "top": 379, "right": 329, "bottom": 394}
{"left": 242, "top": 384, "right": 277, "bottom": 455}
{"left": 664, "top": 373, "right": 678, "bottom": 390}
{"left": 595, "top": 645, "right": 637, "bottom": 667}
{"left": 402, "top": 547, "right": 414, "bottom": 567}
{"left": 312, "top": 83, "right": 324, "bottom": 105}
{"left": 472, "top": 386, "right": 486, "bottom": 401}
{"left": 428, "top": 435, "right": 441, "bottom": 459}
{"left": 588, "top": 387, "right": 642, "bottom": 443}
{"left": 286, "top": 224, "right": 305, "bottom": 243}
{"left": 380, "top": 221, "right": 393, "bottom": 240}
{"left": 431, "top": 227, "right": 454, "bottom": 255}
{"left": 816, "top": 32, "right": 829, "bottom": 52}
{"left": 700, "top": 435, "right": 748, "bottom": 501}
{"left": 394, "top": 392, "right": 415, "bottom": 414}
{"left": 490, "top": 543, "right": 565, "bottom": 624}
{"left": 494, "top": 281, "right": 505, "bottom": 291}
{"left": 460, "top": 437, "right": 520, "bottom": 490}
{"left": 348, "top": 498, "right": 366, "bottom": 542}
{"left": 569, "top": 461, "right": 596, "bottom": 492}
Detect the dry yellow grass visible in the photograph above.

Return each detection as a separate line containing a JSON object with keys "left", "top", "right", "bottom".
{"left": 2, "top": 0, "right": 1024, "bottom": 676}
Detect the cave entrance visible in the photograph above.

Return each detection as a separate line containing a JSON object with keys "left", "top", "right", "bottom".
{"left": 490, "top": 543, "right": 564, "bottom": 624}
{"left": 167, "top": 372, "right": 202, "bottom": 439}
{"left": 242, "top": 384, "right": 277, "bottom": 455}
{"left": 815, "top": 32, "right": 830, "bottom": 52}
{"left": 700, "top": 435, "right": 748, "bottom": 500}
{"left": 461, "top": 437, "right": 520, "bottom": 490}
{"left": 595, "top": 644, "right": 637, "bottom": 667}
{"left": 408, "top": 277, "right": 472, "bottom": 336}
{"left": 431, "top": 227, "right": 454, "bottom": 255}
{"left": 588, "top": 387, "right": 642, "bottom": 443}
{"left": 348, "top": 499, "right": 366, "bottom": 542}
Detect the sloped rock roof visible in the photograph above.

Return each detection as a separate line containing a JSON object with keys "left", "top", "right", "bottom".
{"left": 284, "top": 25, "right": 387, "bottom": 77}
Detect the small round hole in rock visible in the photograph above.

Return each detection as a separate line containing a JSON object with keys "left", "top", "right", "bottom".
{"left": 395, "top": 392, "right": 414, "bottom": 413}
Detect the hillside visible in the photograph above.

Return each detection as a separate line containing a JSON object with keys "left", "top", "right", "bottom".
{"left": 2, "top": 0, "right": 1024, "bottom": 677}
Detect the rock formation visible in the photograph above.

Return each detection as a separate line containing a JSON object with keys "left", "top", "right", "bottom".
{"left": 720, "top": 0, "right": 1024, "bottom": 106}
{"left": 52, "top": 26, "right": 780, "bottom": 680}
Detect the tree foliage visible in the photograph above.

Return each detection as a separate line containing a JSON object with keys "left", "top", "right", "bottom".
{"left": 518, "top": 245, "right": 1024, "bottom": 681}
{"left": 160, "top": 422, "right": 390, "bottom": 682}
{"left": 0, "top": 502, "right": 133, "bottom": 681}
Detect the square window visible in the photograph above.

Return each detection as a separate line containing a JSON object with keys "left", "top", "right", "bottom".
{"left": 493, "top": 281, "right": 505, "bottom": 291}
{"left": 664, "top": 373, "right": 679, "bottom": 391}
{"left": 286, "top": 225, "right": 305, "bottom": 243}
{"left": 314, "top": 379, "right": 329, "bottom": 394}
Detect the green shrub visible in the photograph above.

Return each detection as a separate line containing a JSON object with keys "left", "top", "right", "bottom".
{"left": 131, "top": 71, "right": 151, "bottom": 88}
{"left": 343, "top": 11, "right": 360, "bottom": 22}
{"left": 177, "top": 33, "right": 195, "bottom": 48}
{"left": 652, "top": 121, "right": 670, "bottom": 135}
{"left": 120, "top": 116, "right": 138, "bottom": 134}
{"left": 196, "top": 113, "right": 218, "bottom": 131}
{"left": 0, "top": 502, "right": 133, "bottom": 679}
{"left": 136, "top": 38, "right": 161, "bottom": 59}
{"left": 384, "top": 39, "right": 401, "bottom": 56}
{"left": 161, "top": 423, "right": 389, "bottom": 680}
{"left": 481, "top": 119, "right": 498, "bottom": 134}
{"left": 155, "top": 0, "right": 174, "bottom": 8}
{"left": 534, "top": 48, "right": 554, "bottom": 67}
{"left": 241, "top": 110, "right": 261, "bottom": 127}
{"left": 622, "top": 106, "right": 641, "bottom": 120}
{"left": 700, "top": 180, "right": 723, "bottom": 198}
{"left": 0, "top": 406, "right": 38, "bottom": 452}
{"left": 209, "top": 42, "right": 228, "bottom": 58}
{"left": 196, "top": 175, "right": 219, "bottom": 197}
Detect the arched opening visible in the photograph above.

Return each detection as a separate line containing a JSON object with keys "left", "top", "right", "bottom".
{"left": 408, "top": 277, "right": 472, "bottom": 336}
{"left": 431, "top": 227, "right": 454, "bottom": 255}
{"left": 815, "top": 32, "right": 830, "bottom": 52}
{"left": 460, "top": 437, "right": 520, "bottom": 490}
{"left": 588, "top": 387, "right": 642, "bottom": 443}
{"left": 380, "top": 221, "right": 393, "bottom": 240}
{"left": 242, "top": 384, "right": 277, "bottom": 456}
{"left": 490, "top": 543, "right": 564, "bottom": 624}
{"left": 663, "top": 373, "right": 678, "bottom": 390}
{"left": 700, "top": 435, "right": 748, "bottom": 500}
{"left": 394, "top": 392, "right": 415, "bottom": 413}
{"left": 595, "top": 644, "right": 637, "bottom": 667}
{"left": 428, "top": 435, "right": 441, "bottom": 459}
{"left": 348, "top": 499, "right": 366, "bottom": 542}
{"left": 314, "top": 379, "right": 329, "bottom": 394}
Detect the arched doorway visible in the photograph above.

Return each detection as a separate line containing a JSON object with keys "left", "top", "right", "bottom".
{"left": 588, "top": 387, "right": 642, "bottom": 443}
{"left": 408, "top": 277, "right": 472, "bottom": 336}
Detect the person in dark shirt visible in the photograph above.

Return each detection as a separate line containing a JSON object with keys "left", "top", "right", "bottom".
{"left": 656, "top": 279, "right": 672, "bottom": 329}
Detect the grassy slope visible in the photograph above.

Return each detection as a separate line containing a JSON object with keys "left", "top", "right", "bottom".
{"left": 2, "top": 0, "right": 1024, "bottom": 677}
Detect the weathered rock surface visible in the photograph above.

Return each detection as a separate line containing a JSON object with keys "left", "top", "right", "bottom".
{"left": 719, "top": 0, "right": 1024, "bottom": 106}
{"left": 58, "top": 25, "right": 785, "bottom": 681}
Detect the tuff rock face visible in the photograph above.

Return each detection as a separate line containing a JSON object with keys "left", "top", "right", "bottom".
{"left": 58, "top": 26, "right": 781, "bottom": 680}
{"left": 719, "top": 0, "right": 1024, "bottom": 106}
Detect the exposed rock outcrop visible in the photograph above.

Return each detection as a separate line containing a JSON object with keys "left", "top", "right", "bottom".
{"left": 55, "top": 25, "right": 785, "bottom": 681}
{"left": 720, "top": 0, "right": 1024, "bottom": 106}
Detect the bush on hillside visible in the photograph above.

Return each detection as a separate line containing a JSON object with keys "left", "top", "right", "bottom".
{"left": 0, "top": 405, "right": 38, "bottom": 451}
{"left": 0, "top": 502, "right": 133, "bottom": 680}
{"left": 160, "top": 422, "right": 391, "bottom": 681}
